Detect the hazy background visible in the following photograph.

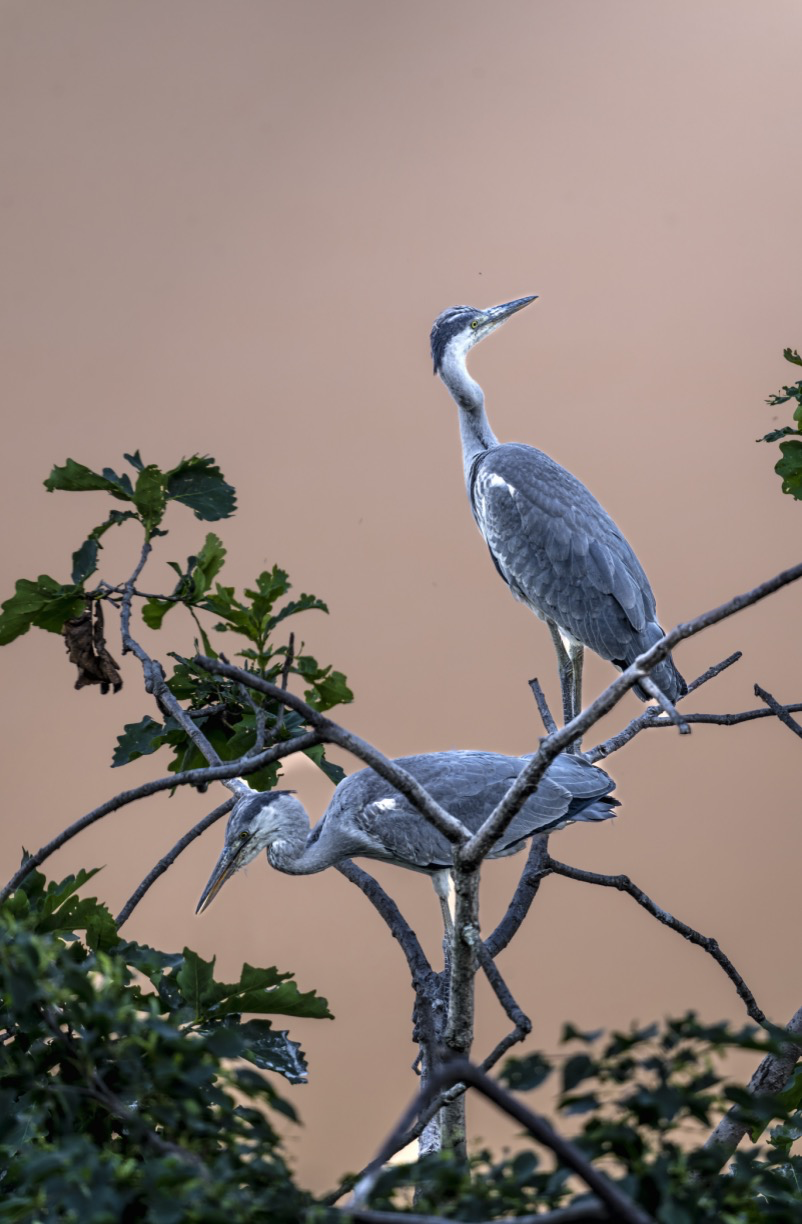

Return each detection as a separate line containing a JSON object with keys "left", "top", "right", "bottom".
{"left": 2, "top": 0, "right": 801, "bottom": 1191}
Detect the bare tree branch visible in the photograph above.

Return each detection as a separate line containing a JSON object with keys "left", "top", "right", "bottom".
{"left": 0, "top": 730, "right": 322, "bottom": 905}
{"left": 529, "top": 676, "right": 558, "bottom": 735}
{"left": 334, "top": 861, "right": 434, "bottom": 996}
{"left": 194, "top": 656, "right": 471, "bottom": 848}
{"left": 585, "top": 649, "right": 742, "bottom": 764}
{"left": 703, "top": 1005, "right": 802, "bottom": 1167}
{"left": 545, "top": 857, "right": 766, "bottom": 1024}
{"left": 463, "top": 562, "right": 802, "bottom": 867}
{"left": 118, "top": 537, "right": 254, "bottom": 799}
{"left": 434, "top": 1061, "right": 654, "bottom": 1224}
{"left": 115, "top": 797, "right": 235, "bottom": 927}
{"left": 588, "top": 701, "right": 802, "bottom": 763}
{"left": 754, "top": 683, "right": 802, "bottom": 741}
{"left": 484, "top": 835, "right": 550, "bottom": 960}
{"left": 639, "top": 674, "right": 690, "bottom": 732}
{"left": 349, "top": 1058, "right": 654, "bottom": 1224}
{"left": 272, "top": 631, "right": 295, "bottom": 740}
{"left": 470, "top": 934, "right": 532, "bottom": 1048}
{"left": 197, "top": 556, "right": 802, "bottom": 892}
{"left": 686, "top": 651, "right": 744, "bottom": 693}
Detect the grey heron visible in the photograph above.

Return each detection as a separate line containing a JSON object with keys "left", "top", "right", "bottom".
{"left": 430, "top": 296, "right": 686, "bottom": 723}
{"left": 195, "top": 749, "right": 617, "bottom": 915}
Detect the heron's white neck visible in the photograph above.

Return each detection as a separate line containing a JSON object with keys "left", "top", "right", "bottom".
{"left": 439, "top": 345, "right": 498, "bottom": 485}
{"left": 264, "top": 798, "right": 340, "bottom": 876}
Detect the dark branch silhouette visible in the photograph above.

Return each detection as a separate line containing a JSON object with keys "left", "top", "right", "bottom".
{"left": 348, "top": 1058, "right": 654, "bottom": 1224}
{"left": 755, "top": 682, "right": 802, "bottom": 741}
{"left": 545, "top": 857, "right": 766, "bottom": 1024}
{"left": 116, "top": 797, "right": 235, "bottom": 927}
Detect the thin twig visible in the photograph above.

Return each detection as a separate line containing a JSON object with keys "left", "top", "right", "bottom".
{"left": 118, "top": 536, "right": 238, "bottom": 784}
{"left": 703, "top": 1005, "right": 802, "bottom": 1166}
{"left": 546, "top": 857, "right": 766, "bottom": 1024}
{"left": 687, "top": 651, "right": 743, "bottom": 693}
{"left": 529, "top": 677, "right": 558, "bottom": 735}
{"left": 273, "top": 632, "right": 295, "bottom": 739}
{"left": 194, "top": 656, "right": 471, "bottom": 847}
{"left": 589, "top": 703, "right": 802, "bottom": 763}
{"left": 583, "top": 651, "right": 748, "bottom": 762}
{"left": 639, "top": 675, "right": 690, "bottom": 733}
{"left": 115, "top": 798, "right": 235, "bottom": 927}
{"left": 462, "top": 560, "right": 802, "bottom": 866}
{"left": 484, "top": 835, "right": 551, "bottom": 959}
{"left": 118, "top": 537, "right": 153, "bottom": 651}
{"left": 335, "top": 861, "right": 434, "bottom": 997}
{"left": 468, "top": 932, "right": 532, "bottom": 1052}
{"left": 0, "top": 731, "right": 322, "bottom": 905}
{"left": 754, "top": 683, "right": 802, "bottom": 741}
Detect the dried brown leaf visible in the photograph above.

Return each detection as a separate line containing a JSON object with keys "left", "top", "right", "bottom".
{"left": 63, "top": 601, "right": 122, "bottom": 694}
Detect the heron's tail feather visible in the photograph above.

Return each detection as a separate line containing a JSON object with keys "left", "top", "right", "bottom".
{"left": 570, "top": 796, "right": 620, "bottom": 823}
{"left": 625, "top": 622, "right": 687, "bottom": 704}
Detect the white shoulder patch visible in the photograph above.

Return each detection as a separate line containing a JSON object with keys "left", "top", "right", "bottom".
{"left": 486, "top": 472, "right": 517, "bottom": 496}
{"left": 373, "top": 797, "right": 397, "bottom": 812}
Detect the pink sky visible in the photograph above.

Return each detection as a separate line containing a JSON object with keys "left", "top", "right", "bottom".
{"left": 2, "top": 0, "right": 801, "bottom": 1189}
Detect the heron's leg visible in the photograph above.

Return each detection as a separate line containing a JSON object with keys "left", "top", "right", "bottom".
{"left": 546, "top": 620, "right": 576, "bottom": 726}
{"left": 568, "top": 640, "right": 584, "bottom": 750}
{"left": 431, "top": 869, "right": 455, "bottom": 946}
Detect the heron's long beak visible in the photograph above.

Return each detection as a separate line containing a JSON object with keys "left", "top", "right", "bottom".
{"left": 485, "top": 295, "right": 538, "bottom": 324}
{"left": 196, "top": 842, "right": 246, "bottom": 914}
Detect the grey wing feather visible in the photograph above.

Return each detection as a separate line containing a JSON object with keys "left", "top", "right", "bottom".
{"left": 323, "top": 751, "right": 617, "bottom": 872}
{"left": 471, "top": 444, "right": 685, "bottom": 699}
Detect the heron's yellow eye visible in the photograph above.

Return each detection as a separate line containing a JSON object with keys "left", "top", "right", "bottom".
{"left": 238, "top": 831, "right": 248, "bottom": 841}
{"left": 470, "top": 319, "right": 479, "bottom": 330}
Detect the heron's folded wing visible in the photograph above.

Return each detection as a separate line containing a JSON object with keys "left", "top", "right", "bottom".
{"left": 472, "top": 444, "right": 659, "bottom": 664}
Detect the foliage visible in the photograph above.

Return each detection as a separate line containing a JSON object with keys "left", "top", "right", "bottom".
{"left": 123, "top": 559, "right": 352, "bottom": 790}
{"left": 0, "top": 452, "right": 352, "bottom": 790}
{"left": 759, "top": 348, "right": 802, "bottom": 499}
{"left": 0, "top": 864, "right": 333, "bottom": 1222}
{"left": 366, "top": 1016, "right": 802, "bottom": 1220}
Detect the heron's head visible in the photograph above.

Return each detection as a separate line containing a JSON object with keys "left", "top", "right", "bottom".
{"left": 195, "top": 790, "right": 297, "bottom": 914}
{"left": 430, "top": 295, "right": 537, "bottom": 377}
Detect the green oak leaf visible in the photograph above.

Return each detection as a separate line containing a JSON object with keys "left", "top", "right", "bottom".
{"left": 133, "top": 464, "right": 168, "bottom": 532}
{"left": 70, "top": 510, "right": 139, "bottom": 584}
{"left": 44, "top": 458, "right": 135, "bottom": 501}
{"left": 141, "top": 598, "right": 174, "bottom": 629}
{"left": 757, "top": 426, "right": 798, "bottom": 444}
{"left": 776, "top": 439, "right": 802, "bottom": 500}
{"left": 197, "top": 1016, "right": 309, "bottom": 1084}
{"left": 303, "top": 743, "right": 346, "bottom": 785}
{"left": 191, "top": 533, "right": 227, "bottom": 598}
{"left": 500, "top": 1051, "right": 553, "bottom": 1092}
{"left": 165, "top": 456, "right": 237, "bottom": 521}
{"left": 112, "top": 715, "right": 167, "bottom": 766}
{"left": 0, "top": 576, "right": 86, "bottom": 645}
{"left": 176, "top": 950, "right": 331, "bottom": 1022}
{"left": 562, "top": 1053, "right": 597, "bottom": 1093}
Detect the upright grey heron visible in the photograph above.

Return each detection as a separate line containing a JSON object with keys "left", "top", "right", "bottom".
{"left": 430, "top": 296, "right": 686, "bottom": 722}
{"left": 195, "top": 749, "right": 617, "bottom": 915}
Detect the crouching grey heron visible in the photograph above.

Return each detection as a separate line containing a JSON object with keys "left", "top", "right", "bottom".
{"left": 430, "top": 296, "right": 686, "bottom": 723}
{"left": 196, "top": 749, "right": 617, "bottom": 915}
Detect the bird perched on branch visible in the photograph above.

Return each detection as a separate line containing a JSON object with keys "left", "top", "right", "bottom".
{"left": 430, "top": 296, "right": 686, "bottom": 722}
{"left": 196, "top": 749, "right": 617, "bottom": 914}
